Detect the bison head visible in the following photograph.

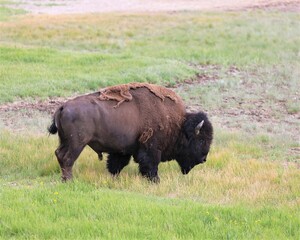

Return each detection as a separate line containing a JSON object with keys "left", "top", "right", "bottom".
{"left": 176, "top": 112, "right": 213, "bottom": 174}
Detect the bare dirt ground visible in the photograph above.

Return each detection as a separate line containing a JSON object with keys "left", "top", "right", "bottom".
{"left": 9, "top": 0, "right": 300, "bottom": 14}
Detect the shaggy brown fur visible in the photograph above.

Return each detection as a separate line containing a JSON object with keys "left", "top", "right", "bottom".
{"left": 139, "top": 128, "right": 154, "bottom": 144}
{"left": 48, "top": 83, "right": 213, "bottom": 183}
{"left": 121, "top": 87, "right": 185, "bottom": 151}
{"left": 99, "top": 82, "right": 179, "bottom": 107}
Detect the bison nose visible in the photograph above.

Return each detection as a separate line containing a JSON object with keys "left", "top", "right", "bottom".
{"left": 181, "top": 167, "right": 191, "bottom": 175}
{"left": 200, "top": 156, "right": 207, "bottom": 163}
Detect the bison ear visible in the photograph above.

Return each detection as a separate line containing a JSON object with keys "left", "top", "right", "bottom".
{"left": 195, "top": 120, "right": 204, "bottom": 135}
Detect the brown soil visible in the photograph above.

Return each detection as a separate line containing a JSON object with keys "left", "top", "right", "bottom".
{"left": 0, "top": 98, "right": 65, "bottom": 115}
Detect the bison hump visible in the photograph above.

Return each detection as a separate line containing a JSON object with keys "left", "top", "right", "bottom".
{"left": 99, "top": 83, "right": 179, "bottom": 107}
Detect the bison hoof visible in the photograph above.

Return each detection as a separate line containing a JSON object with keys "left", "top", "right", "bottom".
{"left": 110, "top": 172, "right": 120, "bottom": 178}
{"left": 149, "top": 176, "right": 160, "bottom": 184}
{"left": 61, "top": 175, "right": 73, "bottom": 182}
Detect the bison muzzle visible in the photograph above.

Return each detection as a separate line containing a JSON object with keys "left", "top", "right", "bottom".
{"left": 48, "top": 83, "right": 213, "bottom": 182}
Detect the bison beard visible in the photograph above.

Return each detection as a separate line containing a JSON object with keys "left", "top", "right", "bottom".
{"left": 48, "top": 83, "right": 213, "bottom": 183}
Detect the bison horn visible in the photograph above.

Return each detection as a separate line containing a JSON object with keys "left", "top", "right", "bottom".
{"left": 195, "top": 120, "right": 204, "bottom": 135}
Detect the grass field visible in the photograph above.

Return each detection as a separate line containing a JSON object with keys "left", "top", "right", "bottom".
{"left": 0, "top": 11, "right": 299, "bottom": 102}
{"left": 0, "top": 1, "right": 299, "bottom": 239}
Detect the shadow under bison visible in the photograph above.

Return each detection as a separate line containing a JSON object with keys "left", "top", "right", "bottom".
{"left": 48, "top": 83, "right": 213, "bottom": 183}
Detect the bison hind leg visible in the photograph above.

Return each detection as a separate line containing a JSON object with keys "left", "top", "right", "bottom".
{"left": 107, "top": 153, "right": 131, "bottom": 176}
{"left": 55, "top": 143, "right": 85, "bottom": 182}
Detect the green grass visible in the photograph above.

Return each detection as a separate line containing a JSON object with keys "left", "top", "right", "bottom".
{"left": 0, "top": 4, "right": 300, "bottom": 239}
{"left": 0, "top": 0, "right": 25, "bottom": 21}
{"left": 0, "top": 131, "right": 299, "bottom": 239}
{"left": 0, "top": 11, "right": 299, "bottom": 102}
{"left": 0, "top": 46, "right": 196, "bottom": 102}
{"left": 1, "top": 182, "right": 299, "bottom": 240}
{"left": 1, "top": 131, "right": 299, "bottom": 207}
{"left": 1, "top": 12, "right": 299, "bottom": 64}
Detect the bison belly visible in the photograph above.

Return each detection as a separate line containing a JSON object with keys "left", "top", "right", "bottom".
{"left": 89, "top": 99, "right": 142, "bottom": 154}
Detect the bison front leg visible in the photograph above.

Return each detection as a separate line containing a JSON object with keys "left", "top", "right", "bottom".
{"left": 107, "top": 153, "right": 131, "bottom": 176}
{"left": 136, "top": 148, "right": 161, "bottom": 183}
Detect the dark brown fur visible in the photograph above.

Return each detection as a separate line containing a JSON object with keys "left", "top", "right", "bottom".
{"left": 48, "top": 85, "right": 213, "bottom": 182}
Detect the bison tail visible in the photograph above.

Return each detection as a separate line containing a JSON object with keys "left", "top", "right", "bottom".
{"left": 48, "top": 120, "right": 58, "bottom": 134}
{"left": 48, "top": 106, "right": 63, "bottom": 135}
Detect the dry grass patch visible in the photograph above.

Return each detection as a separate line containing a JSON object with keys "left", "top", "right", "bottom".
{"left": 56, "top": 132, "right": 300, "bottom": 208}
{"left": 0, "top": 13, "right": 223, "bottom": 51}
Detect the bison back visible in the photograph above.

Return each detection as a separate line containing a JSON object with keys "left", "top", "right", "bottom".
{"left": 53, "top": 87, "right": 186, "bottom": 157}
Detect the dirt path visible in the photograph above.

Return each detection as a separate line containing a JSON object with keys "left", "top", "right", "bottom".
{"left": 10, "top": 0, "right": 300, "bottom": 14}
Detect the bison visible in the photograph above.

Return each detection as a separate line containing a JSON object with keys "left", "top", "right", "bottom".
{"left": 48, "top": 83, "right": 213, "bottom": 182}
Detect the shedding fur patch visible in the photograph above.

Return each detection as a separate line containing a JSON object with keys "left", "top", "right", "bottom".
{"left": 99, "top": 83, "right": 178, "bottom": 107}
{"left": 139, "top": 128, "right": 154, "bottom": 143}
